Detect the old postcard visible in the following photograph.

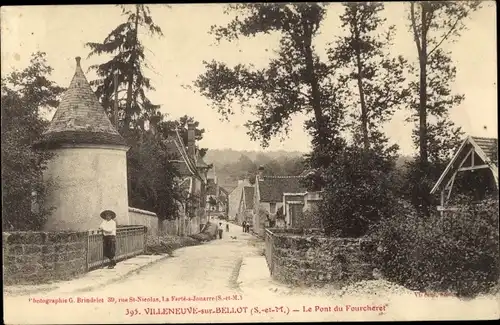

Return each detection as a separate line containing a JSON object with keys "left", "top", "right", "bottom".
{"left": 2, "top": 2, "right": 499, "bottom": 324}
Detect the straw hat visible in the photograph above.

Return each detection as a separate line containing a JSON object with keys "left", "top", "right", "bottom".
{"left": 100, "top": 210, "right": 116, "bottom": 219}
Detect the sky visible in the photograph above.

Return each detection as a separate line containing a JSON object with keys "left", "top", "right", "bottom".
{"left": 1, "top": 3, "right": 497, "bottom": 155}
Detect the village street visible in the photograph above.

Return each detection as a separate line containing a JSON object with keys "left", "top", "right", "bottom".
{"left": 3, "top": 221, "right": 297, "bottom": 324}
{"left": 4, "top": 219, "right": 500, "bottom": 324}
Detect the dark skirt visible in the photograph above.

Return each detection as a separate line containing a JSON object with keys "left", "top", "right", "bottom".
{"left": 103, "top": 235, "right": 116, "bottom": 259}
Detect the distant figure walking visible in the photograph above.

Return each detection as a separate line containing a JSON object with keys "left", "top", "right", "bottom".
{"left": 245, "top": 223, "right": 250, "bottom": 233}
{"left": 218, "top": 222, "right": 223, "bottom": 239}
{"left": 99, "top": 210, "right": 117, "bottom": 269}
{"left": 242, "top": 221, "right": 247, "bottom": 233}
{"left": 226, "top": 224, "right": 229, "bottom": 232}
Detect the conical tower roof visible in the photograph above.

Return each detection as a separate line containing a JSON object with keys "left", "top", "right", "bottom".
{"left": 36, "top": 57, "right": 126, "bottom": 148}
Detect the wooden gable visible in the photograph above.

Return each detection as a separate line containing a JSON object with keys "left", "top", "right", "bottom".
{"left": 431, "top": 136, "right": 498, "bottom": 211}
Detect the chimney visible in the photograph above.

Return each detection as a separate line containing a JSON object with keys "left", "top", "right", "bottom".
{"left": 257, "top": 165, "right": 265, "bottom": 180}
{"left": 187, "top": 122, "right": 196, "bottom": 158}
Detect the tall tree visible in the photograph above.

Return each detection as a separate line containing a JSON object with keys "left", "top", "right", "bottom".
{"left": 127, "top": 131, "right": 181, "bottom": 219}
{"left": 194, "top": 3, "right": 347, "bottom": 170}
{"left": 1, "top": 52, "right": 65, "bottom": 230}
{"left": 330, "top": 2, "right": 409, "bottom": 153}
{"left": 408, "top": 1, "right": 481, "bottom": 215}
{"left": 86, "top": 4, "right": 163, "bottom": 134}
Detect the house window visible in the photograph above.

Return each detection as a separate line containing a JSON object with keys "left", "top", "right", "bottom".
{"left": 270, "top": 202, "right": 276, "bottom": 214}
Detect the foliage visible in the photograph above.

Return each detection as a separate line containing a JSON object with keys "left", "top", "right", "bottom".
{"left": 319, "top": 146, "right": 398, "bottom": 237}
{"left": 407, "top": 1, "right": 481, "bottom": 215}
{"left": 257, "top": 206, "right": 272, "bottom": 226}
{"left": 194, "top": 3, "right": 346, "bottom": 166}
{"left": 329, "top": 2, "right": 410, "bottom": 151}
{"left": 86, "top": 5, "right": 209, "bottom": 220}
{"left": 208, "top": 196, "right": 217, "bottom": 207}
{"left": 371, "top": 198, "right": 499, "bottom": 298}
{"left": 126, "top": 131, "right": 180, "bottom": 220}
{"left": 311, "top": 3, "right": 410, "bottom": 232}
{"left": 1, "top": 52, "right": 65, "bottom": 230}
{"left": 86, "top": 4, "right": 163, "bottom": 133}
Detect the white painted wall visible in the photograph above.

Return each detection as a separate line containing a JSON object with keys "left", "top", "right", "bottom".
{"left": 129, "top": 207, "right": 158, "bottom": 236}
{"left": 42, "top": 144, "right": 129, "bottom": 231}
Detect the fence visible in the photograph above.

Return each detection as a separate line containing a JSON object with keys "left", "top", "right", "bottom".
{"left": 264, "top": 228, "right": 274, "bottom": 275}
{"left": 87, "top": 225, "right": 147, "bottom": 271}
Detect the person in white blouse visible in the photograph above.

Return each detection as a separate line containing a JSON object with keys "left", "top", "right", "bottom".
{"left": 99, "top": 210, "right": 117, "bottom": 269}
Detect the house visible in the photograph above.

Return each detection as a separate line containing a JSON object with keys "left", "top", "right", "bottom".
{"left": 237, "top": 186, "right": 255, "bottom": 225}
{"left": 229, "top": 178, "right": 251, "bottom": 221}
{"left": 430, "top": 135, "right": 498, "bottom": 212}
{"left": 252, "top": 166, "right": 308, "bottom": 236}
{"left": 283, "top": 191, "right": 323, "bottom": 228}
{"left": 163, "top": 123, "right": 211, "bottom": 231}
{"left": 205, "top": 174, "right": 229, "bottom": 215}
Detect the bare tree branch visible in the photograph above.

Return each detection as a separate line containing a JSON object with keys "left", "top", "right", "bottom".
{"left": 428, "top": 11, "right": 468, "bottom": 57}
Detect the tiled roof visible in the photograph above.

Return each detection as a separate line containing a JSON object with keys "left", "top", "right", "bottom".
{"left": 431, "top": 135, "right": 499, "bottom": 194}
{"left": 164, "top": 129, "right": 202, "bottom": 180}
{"left": 243, "top": 186, "right": 254, "bottom": 209}
{"left": 36, "top": 57, "right": 125, "bottom": 147}
{"left": 258, "top": 176, "right": 307, "bottom": 202}
{"left": 471, "top": 136, "right": 498, "bottom": 164}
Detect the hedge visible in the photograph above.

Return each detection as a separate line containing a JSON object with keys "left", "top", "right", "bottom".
{"left": 370, "top": 199, "right": 499, "bottom": 298}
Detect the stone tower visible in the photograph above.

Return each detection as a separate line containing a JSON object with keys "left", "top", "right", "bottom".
{"left": 35, "top": 57, "right": 130, "bottom": 231}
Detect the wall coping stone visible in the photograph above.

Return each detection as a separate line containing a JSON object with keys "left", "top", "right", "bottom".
{"left": 3, "top": 231, "right": 87, "bottom": 245}
{"left": 129, "top": 207, "right": 157, "bottom": 217}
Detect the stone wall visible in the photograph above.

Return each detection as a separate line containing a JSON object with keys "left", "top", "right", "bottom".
{"left": 265, "top": 228, "right": 374, "bottom": 286}
{"left": 3, "top": 231, "right": 87, "bottom": 285}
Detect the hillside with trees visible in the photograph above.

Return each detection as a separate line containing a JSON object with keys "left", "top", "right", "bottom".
{"left": 204, "top": 149, "right": 306, "bottom": 189}
{"left": 204, "top": 148, "right": 413, "bottom": 191}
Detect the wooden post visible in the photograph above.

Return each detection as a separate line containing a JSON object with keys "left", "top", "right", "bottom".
{"left": 113, "top": 71, "right": 119, "bottom": 127}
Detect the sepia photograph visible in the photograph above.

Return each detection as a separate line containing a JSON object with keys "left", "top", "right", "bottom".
{"left": 1, "top": 2, "right": 499, "bottom": 323}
